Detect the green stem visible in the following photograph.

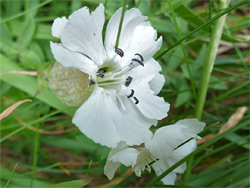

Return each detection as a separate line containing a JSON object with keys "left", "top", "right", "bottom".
{"left": 168, "top": 0, "right": 196, "bottom": 99}
{"left": 0, "top": 0, "right": 52, "bottom": 23}
{"left": 195, "top": 0, "right": 229, "bottom": 120}
{"left": 209, "top": 0, "right": 212, "bottom": 33}
{"left": 30, "top": 104, "right": 41, "bottom": 188}
{"left": 115, "top": 0, "right": 127, "bottom": 48}
{"left": 5, "top": 163, "right": 18, "bottom": 188}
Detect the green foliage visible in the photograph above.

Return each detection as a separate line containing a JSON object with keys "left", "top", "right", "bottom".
{"left": 0, "top": 0, "right": 249, "bottom": 187}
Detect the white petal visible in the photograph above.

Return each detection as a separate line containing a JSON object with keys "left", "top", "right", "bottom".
{"left": 145, "top": 119, "right": 204, "bottom": 159}
{"left": 145, "top": 137, "right": 174, "bottom": 160}
{"left": 104, "top": 160, "right": 121, "bottom": 180}
{"left": 52, "top": 16, "right": 68, "bottom": 38}
{"left": 120, "top": 26, "right": 162, "bottom": 65}
{"left": 173, "top": 139, "right": 197, "bottom": 157}
{"left": 177, "top": 119, "right": 206, "bottom": 139}
{"left": 109, "top": 148, "right": 139, "bottom": 166}
{"left": 104, "top": 142, "right": 127, "bottom": 180}
{"left": 160, "top": 172, "right": 177, "bottom": 185}
{"left": 61, "top": 4, "right": 106, "bottom": 66}
{"left": 149, "top": 74, "right": 165, "bottom": 95}
{"left": 151, "top": 160, "right": 177, "bottom": 185}
{"left": 127, "top": 58, "right": 165, "bottom": 95}
{"left": 127, "top": 58, "right": 162, "bottom": 84}
{"left": 167, "top": 139, "right": 197, "bottom": 173}
{"left": 128, "top": 60, "right": 169, "bottom": 120}
{"left": 50, "top": 42, "right": 98, "bottom": 79}
{"left": 73, "top": 86, "right": 154, "bottom": 148}
{"left": 132, "top": 80, "right": 169, "bottom": 120}
{"left": 104, "top": 7, "right": 148, "bottom": 58}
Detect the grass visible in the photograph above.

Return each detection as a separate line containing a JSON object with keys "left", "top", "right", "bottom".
{"left": 0, "top": 0, "right": 249, "bottom": 187}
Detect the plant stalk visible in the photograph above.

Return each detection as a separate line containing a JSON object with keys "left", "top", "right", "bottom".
{"left": 195, "top": 0, "right": 229, "bottom": 120}
{"left": 115, "top": 0, "right": 127, "bottom": 48}
{"left": 168, "top": 0, "right": 197, "bottom": 99}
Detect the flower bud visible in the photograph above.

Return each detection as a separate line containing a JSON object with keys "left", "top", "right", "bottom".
{"left": 49, "top": 62, "right": 93, "bottom": 107}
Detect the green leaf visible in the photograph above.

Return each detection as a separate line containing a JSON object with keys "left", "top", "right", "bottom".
{"left": 17, "top": 17, "right": 36, "bottom": 49}
{"left": 0, "top": 54, "right": 76, "bottom": 116}
{"left": 5, "top": 0, "right": 23, "bottom": 18}
{"left": 167, "top": 46, "right": 183, "bottom": 72}
{"left": 44, "top": 179, "right": 91, "bottom": 188}
{"left": 0, "top": 22, "right": 12, "bottom": 40}
{"left": 20, "top": 42, "right": 46, "bottom": 64}
{"left": 1, "top": 166, "right": 51, "bottom": 187}
{"left": 208, "top": 76, "right": 228, "bottom": 90}
{"left": 175, "top": 79, "right": 191, "bottom": 107}
{"left": 9, "top": 21, "right": 54, "bottom": 40}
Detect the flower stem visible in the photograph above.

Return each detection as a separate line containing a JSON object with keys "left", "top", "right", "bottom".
{"left": 195, "top": 0, "right": 229, "bottom": 121}
{"left": 185, "top": 0, "right": 229, "bottom": 184}
{"left": 5, "top": 163, "right": 18, "bottom": 188}
{"left": 168, "top": 0, "right": 197, "bottom": 99}
{"left": 115, "top": 0, "right": 127, "bottom": 48}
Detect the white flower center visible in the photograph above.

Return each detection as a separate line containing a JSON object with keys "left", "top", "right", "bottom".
{"left": 91, "top": 48, "right": 144, "bottom": 104}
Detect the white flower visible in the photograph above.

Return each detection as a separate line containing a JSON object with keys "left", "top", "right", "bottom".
{"left": 104, "top": 119, "right": 205, "bottom": 185}
{"left": 49, "top": 4, "right": 170, "bottom": 148}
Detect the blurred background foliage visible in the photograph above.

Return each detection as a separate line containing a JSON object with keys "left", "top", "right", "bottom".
{"left": 0, "top": 0, "right": 249, "bottom": 187}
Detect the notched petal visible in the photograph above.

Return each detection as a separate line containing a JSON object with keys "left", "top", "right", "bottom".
{"left": 49, "top": 62, "right": 93, "bottom": 107}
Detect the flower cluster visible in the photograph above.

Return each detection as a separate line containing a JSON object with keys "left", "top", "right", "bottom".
{"left": 49, "top": 4, "right": 205, "bottom": 185}
{"left": 104, "top": 119, "right": 205, "bottom": 184}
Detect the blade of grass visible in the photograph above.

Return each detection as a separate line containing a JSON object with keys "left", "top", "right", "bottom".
{"left": 146, "top": 119, "right": 247, "bottom": 187}
{"left": 115, "top": 0, "right": 127, "bottom": 48}
{"left": 205, "top": 80, "right": 250, "bottom": 106}
{"left": 167, "top": 0, "right": 196, "bottom": 99}
{"left": 0, "top": 110, "right": 60, "bottom": 144}
{"left": 195, "top": 0, "right": 229, "bottom": 120}
{"left": 0, "top": 0, "right": 52, "bottom": 23}
{"left": 30, "top": 103, "right": 41, "bottom": 188}
{"left": 209, "top": 0, "right": 212, "bottom": 33}
{"left": 85, "top": 160, "right": 93, "bottom": 180}
{"left": 155, "top": 0, "right": 248, "bottom": 59}
{"left": 5, "top": 163, "right": 18, "bottom": 188}
{"left": 224, "top": 25, "right": 248, "bottom": 70}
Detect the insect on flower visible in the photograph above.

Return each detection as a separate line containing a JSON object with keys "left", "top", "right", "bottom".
{"left": 49, "top": 4, "right": 170, "bottom": 148}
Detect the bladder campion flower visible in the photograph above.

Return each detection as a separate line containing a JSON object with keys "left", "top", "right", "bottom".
{"left": 104, "top": 119, "right": 205, "bottom": 184}
{"left": 49, "top": 4, "right": 170, "bottom": 148}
